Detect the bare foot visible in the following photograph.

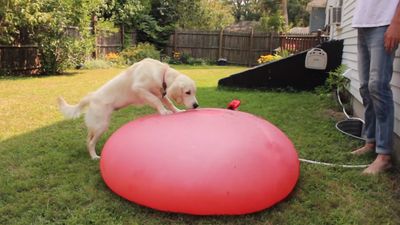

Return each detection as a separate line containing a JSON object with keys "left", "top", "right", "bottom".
{"left": 351, "top": 143, "right": 375, "bottom": 155}
{"left": 362, "top": 154, "right": 392, "bottom": 175}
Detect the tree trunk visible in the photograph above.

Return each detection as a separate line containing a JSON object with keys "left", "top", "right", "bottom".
{"left": 281, "top": 0, "right": 288, "bottom": 26}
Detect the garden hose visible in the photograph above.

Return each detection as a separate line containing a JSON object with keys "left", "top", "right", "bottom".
{"left": 299, "top": 158, "right": 369, "bottom": 168}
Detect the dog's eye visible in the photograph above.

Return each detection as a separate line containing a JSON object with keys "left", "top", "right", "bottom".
{"left": 185, "top": 91, "right": 191, "bottom": 95}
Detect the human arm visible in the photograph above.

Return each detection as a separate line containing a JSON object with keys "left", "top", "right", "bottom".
{"left": 385, "top": 1, "right": 400, "bottom": 52}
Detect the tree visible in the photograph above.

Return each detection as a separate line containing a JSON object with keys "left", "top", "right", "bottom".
{"left": 225, "top": 0, "right": 263, "bottom": 21}
{"left": 288, "top": 0, "right": 309, "bottom": 27}
{"left": 97, "top": 0, "right": 151, "bottom": 26}
{"left": 175, "top": 0, "right": 234, "bottom": 30}
{"left": 261, "top": 0, "right": 310, "bottom": 30}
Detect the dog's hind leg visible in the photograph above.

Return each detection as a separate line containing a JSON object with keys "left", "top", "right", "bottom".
{"left": 85, "top": 105, "right": 112, "bottom": 160}
{"left": 86, "top": 130, "right": 98, "bottom": 159}
{"left": 87, "top": 126, "right": 108, "bottom": 160}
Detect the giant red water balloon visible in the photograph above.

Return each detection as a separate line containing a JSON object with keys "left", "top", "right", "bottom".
{"left": 100, "top": 108, "right": 299, "bottom": 215}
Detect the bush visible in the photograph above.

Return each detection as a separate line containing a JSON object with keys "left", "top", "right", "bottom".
{"left": 104, "top": 52, "right": 125, "bottom": 65}
{"left": 167, "top": 51, "right": 210, "bottom": 65}
{"left": 39, "top": 35, "right": 92, "bottom": 74}
{"left": 120, "top": 43, "right": 160, "bottom": 65}
{"left": 257, "top": 54, "right": 282, "bottom": 64}
{"left": 275, "top": 49, "right": 291, "bottom": 58}
{"left": 326, "top": 65, "right": 350, "bottom": 91}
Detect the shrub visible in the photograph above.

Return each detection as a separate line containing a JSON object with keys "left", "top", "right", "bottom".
{"left": 39, "top": 35, "right": 92, "bottom": 74}
{"left": 104, "top": 52, "right": 124, "bottom": 65}
{"left": 275, "top": 49, "right": 291, "bottom": 58}
{"left": 168, "top": 51, "right": 210, "bottom": 65}
{"left": 257, "top": 54, "right": 282, "bottom": 64}
{"left": 326, "top": 65, "right": 350, "bottom": 91}
{"left": 120, "top": 43, "right": 160, "bottom": 65}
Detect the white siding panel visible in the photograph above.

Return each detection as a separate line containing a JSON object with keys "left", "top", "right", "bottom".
{"left": 344, "top": 61, "right": 358, "bottom": 72}
{"left": 349, "top": 85, "right": 362, "bottom": 102}
{"left": 342, "top": 52, "right": 357, "bottom": 62}
{"left": 394, "top": 56, "right": 400, "bottom": 73}
{"left": 394, "top": 102, "right": 400, "bottom": 132}
{"left": 392, "top": 85, "right": 400, "bottom": 104}
{"left": 338, "top": 29, "right": 357, "bottom": 40}
{"left": 343, "top": 36, "right": 357, "bottom": 45}
{"left": 391, "top": 73, "right": 400, "bottom": 88}
{"left": 395, "top": 118, "right": 400, "bottom": 136}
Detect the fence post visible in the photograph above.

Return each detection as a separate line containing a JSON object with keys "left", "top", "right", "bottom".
{"left": 269, "top": 32, "right": 274, "bottom": 53}
{"left": 120, "top": 24, "right": 125, "bottom": 50}
{"left": 218, "top": 29, "right": 224, "bottom": 59}
{"left": 173, "top": 30, "right": 178, "bottom": 53}
{"left": 248, "top": 28, "right": 254, "bottom": 67}
{"left": 91, "top": 13, "right": 97, "bottom": 59}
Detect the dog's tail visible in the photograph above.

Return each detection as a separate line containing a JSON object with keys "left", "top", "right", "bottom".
{"left": 57, "top": 94, "right": 92, "bottom": 119}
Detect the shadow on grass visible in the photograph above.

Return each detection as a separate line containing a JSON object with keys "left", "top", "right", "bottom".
{"left": 0, "top": 70, "right": 85, "bottom": 80}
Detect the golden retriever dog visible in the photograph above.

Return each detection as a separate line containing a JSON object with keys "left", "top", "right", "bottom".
{"left": 58, "top": 58, "right": 198, "bottom": 159}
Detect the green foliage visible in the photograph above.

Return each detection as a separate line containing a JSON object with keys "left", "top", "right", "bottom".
{"left": 288, "top": 0, "right": 310, "bottom": 27}
{"left": 120, "top": 42, "right": 160, "bottom": 65}
{"left": 225, "top": 0, "right": 309, "bottom": 28}
{"left": 97, "top": 0, "right": 150, "bottom": 26}
{"left": 174, "top": 0, "right": 234, "bottom": 30}
{"left": 257, "top": 11, "right": 287, "bottom": 33}
{"left": 275, "top": 49, "right": 291, "bottom": 58}
{"left": 225, "top": 0, "right": 263, "bottom": 21}
{"left": 326, "top": 65, "right": 350, "bottom": 92}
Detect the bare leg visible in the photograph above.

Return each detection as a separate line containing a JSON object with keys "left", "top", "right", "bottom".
{"left": 351, "top": 142, "right": 375, "bottom": 155}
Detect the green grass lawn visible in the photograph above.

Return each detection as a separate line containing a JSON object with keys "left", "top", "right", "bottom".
{"left": 1, "top": 65, "right": 400, "bottom": 225}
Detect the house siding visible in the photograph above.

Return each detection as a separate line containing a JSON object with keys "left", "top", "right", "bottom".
{"left": 327, "top": 0, "right": 400, "bottom": 160}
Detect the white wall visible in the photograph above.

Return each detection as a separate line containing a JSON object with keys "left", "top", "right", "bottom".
{"left": 327, "top": 0, "right": 400, "bottom": 137}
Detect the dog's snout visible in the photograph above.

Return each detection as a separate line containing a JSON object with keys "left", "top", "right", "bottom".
{"left": 193, "top": 103, "right": 199, "bottom": 109}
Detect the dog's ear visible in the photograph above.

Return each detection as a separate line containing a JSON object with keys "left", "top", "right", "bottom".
{"left": 166, "top": 81, "right": 183, "bottom": 102}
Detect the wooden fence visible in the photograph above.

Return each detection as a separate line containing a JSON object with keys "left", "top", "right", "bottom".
{"left": 1, "top": 28, "right": 328, "bottom": 74}
{"left": 0, "top": 45, "right": 41, "bottom": 75}
{"left": 166, "top": 30, "right": 328, "bottom": 66}
{"left": 96, "top": 29, "right": 136, "bottom": 57}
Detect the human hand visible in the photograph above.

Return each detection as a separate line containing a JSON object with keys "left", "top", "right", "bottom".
{"left": 385, "top": 21, "right": 400, "bottom": 52}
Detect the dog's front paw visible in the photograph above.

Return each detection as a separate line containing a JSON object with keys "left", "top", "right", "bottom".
{"left": 174, "top": 109, "right": 186, "bottom": 113}
{"left": 91, "top": 155, "right": 101, "bottom": 160}
{"left": 159, "top": 109, "right": 173, "bottom": 115}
